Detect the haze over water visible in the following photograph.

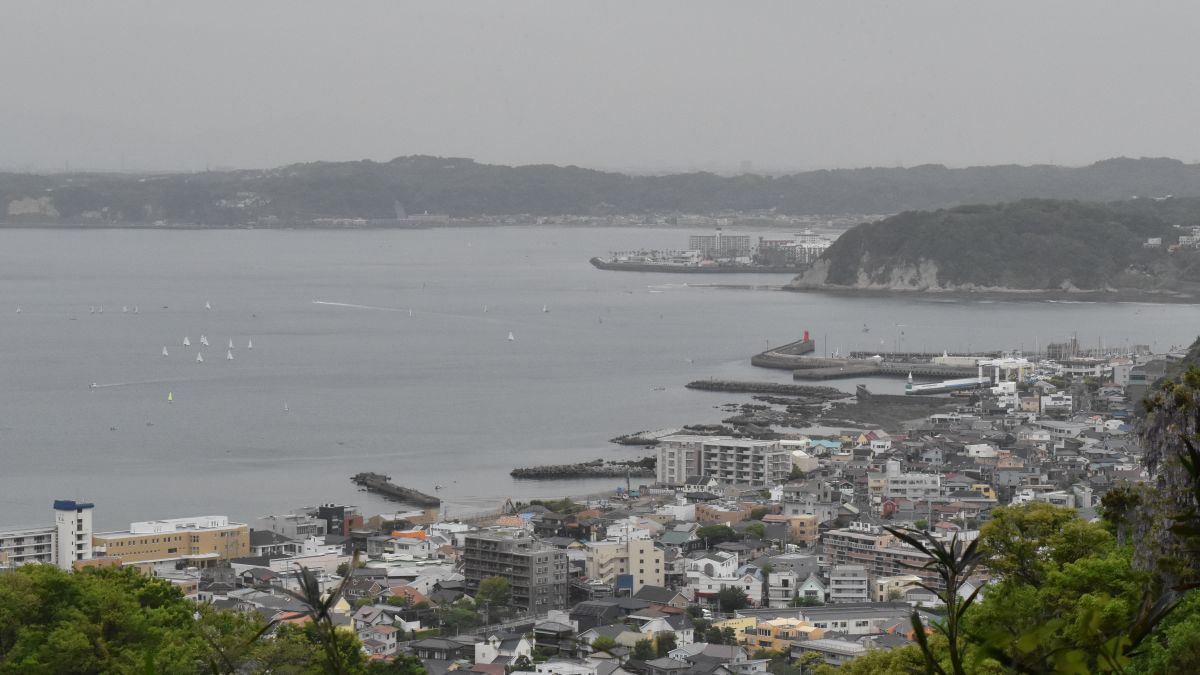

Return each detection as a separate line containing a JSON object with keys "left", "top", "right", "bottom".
{"left": 2, "top": 226, "right": 1196, "bottom": 529}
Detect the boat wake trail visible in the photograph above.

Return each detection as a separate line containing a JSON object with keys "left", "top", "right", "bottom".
{"left": 90, "top": 378, "right": 183, "bottom": 389}
{"left": 312, "top": 300, "right": 409, "bottom": 312}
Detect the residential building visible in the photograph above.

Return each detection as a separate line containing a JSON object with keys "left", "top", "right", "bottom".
{"left": 828, "top": 565, "right": 869, "bottom": 603}
{"left": 701, "top": 439, "right": 792, "bottom": 486}
{"left": 656, "top": 436, "right": 711, "bottom": 485}
{"left": 743, "top": 617, "right": 825, "bottom": 651}
{"left": 584, "top": 538, "right": 664, "bottom": 594}
{"left": 463, "top": 529, "right": 570, "bottom": 612}
{"left": 93, "top": 515, "right": 249, "bottom": 565}
{"left": 822, "top": 522, "right": 944, "bottom": 590}
{"left": 255, "top": 512, "right": 327, "bottom": 540}
{"left": 791, "top": 639, "right": 866, "bottom": 668}
{"left": 0, "top": 500, "right": 94, "bottom": 570}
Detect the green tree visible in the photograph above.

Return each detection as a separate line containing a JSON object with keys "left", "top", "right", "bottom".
{"left": 696, "top": 524, "right": 740, "bottom": 546}
{"left": 590, "top": 636, "right": 618, "bottom": 653}
{"left": 632, "top": 638, "right": 656, "bottom": 660}
{"left": 367, "top": 654, "right": 429, "bottom": 675}
{"left": 475, "top": 576, "right": 512, "bottom": 620}
{"left": 717, "top": 586, "right": 749, "bottom": 612}
{"left": 750, "top": 506, "right": 771, "bottom": 520}
{"left": 655, "top": 632, "right": 677, "bottom": 657}
{"left": 704, "top": 627, "right": 724, "bottom": 644}
{"left": 914, "top": 518, "right": 929, "bottom": 531}
{"left": 788, "top": 466, "right": 806, "bottom": 481}
{"left": 745, "top": 522, "right": 767, "bottom": 540}
{"left": 510, "top": 655, "right": 536, "bottom": 672}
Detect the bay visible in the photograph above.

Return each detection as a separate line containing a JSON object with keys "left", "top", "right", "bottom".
{"left": 1, "top": 226, "right": 1196, "bottom": 529}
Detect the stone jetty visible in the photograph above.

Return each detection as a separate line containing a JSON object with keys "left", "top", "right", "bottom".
{"left": 511, "top": 459, "right": 655, "bottom": 479}
{"left": 351, "top": 472, "right": 441, "bottom": 507}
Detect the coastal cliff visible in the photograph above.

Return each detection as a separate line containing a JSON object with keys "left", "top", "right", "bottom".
{"left": 788, "top": 198, "right": 1200, "bottom": 298}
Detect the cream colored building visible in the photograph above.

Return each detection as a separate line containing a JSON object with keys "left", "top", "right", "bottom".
{"left": 93, "top": 515, "right": 249, "bottom": 565}
{"left": 584, "top": 538, "right": 664, "bottom": 593}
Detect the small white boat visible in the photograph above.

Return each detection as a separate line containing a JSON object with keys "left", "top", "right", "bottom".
{"left": 226, "top": 349, "right": 234, "bottom": 361}
{"left": 196, "top": 352, "right": 204, "bottom": 363}
{"left": 15, "top": 305, "right": 20, "bottom": 314}
{"left": 162, "top": 346, "right": 169, "bottom": 357}
{"left": 205, "top": 300, "right": 212, "bottom": 310}
{"left": 228, "top": 339, "right": 234, "bottom": 349}
{"left": 247, "top": 339, "right": 253, "bottom": 350}
{"left": 542, "top": 305, "right": 548, "bottom": 313}
{"left": 183, "top": 336, "right": 191, "bottom": 347}
{"left": 507, "top": 331, "right": 515, "bottom": 341}
{"left": 283, "top": 402, "right": 289, "bottom": 413}
{"left": 200, "top": 335, "right": 209, "bottom": 347}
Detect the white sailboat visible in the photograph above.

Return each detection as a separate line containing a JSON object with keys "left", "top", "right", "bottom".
{"left": 247, "top": 339, "right": 253, "bottom": 350}
{"left": 167, "top": 392, "right": 173, "bottom": 404}
{"left": 228, "top": 338, "right": 234, "bottom": 349}
{"left": 483, "top": 305, "right": 488, "bottom": 313}
{"left": 133, "top": 306, "right": 139, "bottom": 314}
{"left": 507, "top": 331, "right": 515, "bottom": 341}
{"left": 200, "top": 335, "right": 209, "bottom": 347}
{"left": 226, "top": 349, "right": 234, "bottom": 361}
{"left": 183, "top": 336, "right": 191, "bottom": 347}
{"left": 408, "top": 309, "right": 413, "bottom": 317}
{"left": 162, "top": 346, "right": 169, "bottom": 357}
{"left": 196, "top": 352, "right": 204, "bottom": 363}
{"left": 98, "top": 305, "right": 103, "bottom": 313}
{"left": 15, "top": 305, "right": 20, "bottom": 314}
{"left": 205, "top": 300, "right": 212, "bottom": 310}
{"left": 283, "top": 402, "right": 289, "bottom": 413}
{"left": 90, "top": 305, "right": 95, "bottom": 314}
{"left": 542, "top": 304, "right": 548, "bottom": 313}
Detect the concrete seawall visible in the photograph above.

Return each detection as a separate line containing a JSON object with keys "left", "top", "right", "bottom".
{"left": 750, "top": 338, "right": 817, "bottom": 369}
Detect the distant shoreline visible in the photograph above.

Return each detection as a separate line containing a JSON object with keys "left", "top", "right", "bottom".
{"left": 781, "top": 285, "right": 1200, "bottom": 304}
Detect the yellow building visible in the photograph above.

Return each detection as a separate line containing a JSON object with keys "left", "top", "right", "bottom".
{"left": 584, "top": 539, "right": 664, "bottom": 593}
{"left": 94, "top": 515, "right": 249, "bottom": 565}
{"left": 742, "top": 618, "right": 825, "bottom": 651}
{"left": 713, "top": 616, "right": 757, "bottom": 642}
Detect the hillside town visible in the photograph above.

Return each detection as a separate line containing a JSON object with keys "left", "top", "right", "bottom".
{"left": 1, "top": 340, "right": 1182, "bottom": 673}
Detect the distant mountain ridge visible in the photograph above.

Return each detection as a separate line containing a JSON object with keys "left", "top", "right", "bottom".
{"left": 789, "top": 198, "right": 1200, "bottom": 298}
{"left": 4, "top": 156, "right": 1200, "bottom": 225}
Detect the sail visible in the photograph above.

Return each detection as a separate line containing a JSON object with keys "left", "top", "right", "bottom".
{"left": 196, "top": 353, "right": 204, "bottom": 363}
{"left": 167, "top": 392, "right": 173, "bottom": 403}
{"left": 507, "top": 332, "right": 515, "bottom": 341}
{"left": 183, "top": 337, "right": 191, "bottom": 346}
{"left": 226, "top": 350, "right": 234, "bottom": 361}
{"left": 247, "top": 339, "right": 253, "bottom": 349}
{"left": 162, "top": 347, "right": 169, "bottom": 357}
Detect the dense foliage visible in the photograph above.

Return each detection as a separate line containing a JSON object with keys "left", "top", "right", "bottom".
{"left": 807, "top": 198, "right": 1200, "bottom": 290}
{"left": 0, "top": 564, "right": 422, "bottom": 674}
{"left": 8, "top": 156, "right": 1200, "bottom": 222}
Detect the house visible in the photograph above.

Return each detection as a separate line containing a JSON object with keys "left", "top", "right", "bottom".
{"left": 790, "top": 639, "right": 866, "bottom": 668}
{"left": 633, "top": 585, "right": 690, "bottom": 609}
{"left": 410, "top": 637, "right": 477, "bottom": 661}
{"left": 630, "top": 612, "right": 695, "bottom": 646}
{"left": 570, "top": 600, "right": 625, "bottom": 631}
{"left": 576, "top": 623, "right": 643, "bottom": 652}
{"left": 683, "top": 476, "right": 723, "bottom": 496}
{"left": 742, "top": 617, "right": 825, "bottom": 651}
{"left": 474, "top": 632, "right": 535, "bottom": 666}
{"left": 359, "top": 624, "right": 399, "bottom": 658}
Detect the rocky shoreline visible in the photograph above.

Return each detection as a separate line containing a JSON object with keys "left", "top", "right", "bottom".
{"left": 511, "top": 458, "right": 656, "bottom": 479}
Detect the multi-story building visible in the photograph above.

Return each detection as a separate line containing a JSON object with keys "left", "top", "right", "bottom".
{"left": 255, "top": 512, "right": 328, "bottom": 540}
{"left": 463, "top": 529, "right": 569, "bottom": 612}
{"left": 700, "top": 438, "right": 791, "bottom": 486}
{"left": 822, "top": 522, "right": 944, "bottom": 590}
{"left": 828, "top": 565, "right": 869, "bottom": 603}
{"left": 0, "top": 500, "right": 94, "bottom": 570}
{"left": 584, "top": 538, "right": 664, "bottom": 594}
{"left": 656, "top": 435, "right": 711, "bottom": 485}
{"left": 659, "top": 436, "right": 791, "bottom": 487}
{"left": 93, "top": 515, "right": 249, "bottom": 565}
{"left": 688, "top": 230, "right": 752, "bottom": 258}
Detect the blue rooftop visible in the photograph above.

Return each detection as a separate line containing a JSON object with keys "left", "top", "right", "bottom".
{"left": 53, "top": 500, "right": 95, "bottom": 511}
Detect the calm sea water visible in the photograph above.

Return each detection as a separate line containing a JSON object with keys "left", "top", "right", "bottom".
{"left": 1, "top": 226, "right": 1197, "bottom": 529}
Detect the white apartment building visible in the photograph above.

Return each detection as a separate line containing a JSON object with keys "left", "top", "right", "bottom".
{"left": 656, "top": 435, "right": 714, "bottom": 485}
{"left": 0, "top": 500, "right": 94, "bottom": 571}
{"left": 700, "top": 438, "right": 792, "bottom": 486}
{"left": 828, "top": 565, "right": 870, "bottom": 603}
{"left": 879, "top": 461, "right": 941, "bottom": 501}
{"left": 658, "top": 435, "right": 792, "bottom": 487}
{"left": 584, "top": 538, "right": 664, "bottom": 593}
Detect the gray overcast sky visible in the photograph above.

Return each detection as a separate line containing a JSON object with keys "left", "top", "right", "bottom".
{"left": 3, "top": 1, "right": 1200, "bottom": 173}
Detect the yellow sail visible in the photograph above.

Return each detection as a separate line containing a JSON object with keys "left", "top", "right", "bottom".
{"left": 167, "top": 392, "right": 173, "bottom": 403}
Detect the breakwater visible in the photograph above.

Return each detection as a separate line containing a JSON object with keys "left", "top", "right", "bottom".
{"left": 352, "top": 472, "right": 441, "bottom": 507}
{"left": 750, "top": 337, "right": 817, "bottom": 369}
{"left": 511, "top": 460, "right": 656, "bottom": 479}
{"left": 686, "top": 380, "right": 844, "bottom": 398}
{"left": 791, "top": 360, "right": 979, "bottom": 381}
{"left": 590, "top": 257, "right": 807, "bottom": 274}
